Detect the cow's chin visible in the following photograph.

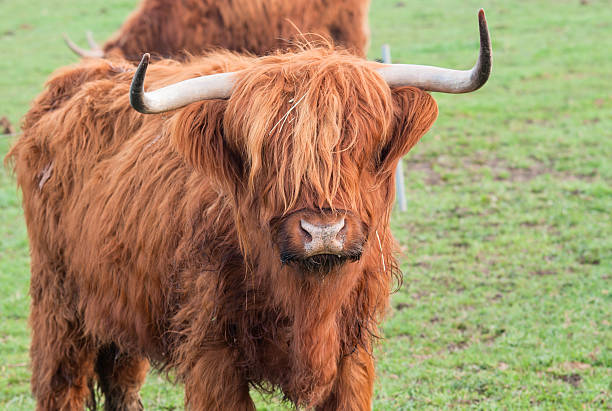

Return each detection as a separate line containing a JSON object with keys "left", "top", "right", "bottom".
{"left": 281, "top": 252, "right": 362, "bottom": 276}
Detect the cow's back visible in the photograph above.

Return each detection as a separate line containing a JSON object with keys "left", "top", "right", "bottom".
{"left": 102, "top": 0, "right": 371, "bottom": 59}
{"left": 8, "top": 55, "right": 243, "bottom": 353}
{"left": 9, "top": 60, "right": 139, "bottom": 263}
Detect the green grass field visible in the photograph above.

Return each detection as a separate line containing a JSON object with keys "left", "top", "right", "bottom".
{"left": 1, "top": 0, "right": 611, "bottom": 409}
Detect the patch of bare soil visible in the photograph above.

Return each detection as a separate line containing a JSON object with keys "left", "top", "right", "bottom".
{"left": 403, "top": 159, "right": 442, "bottom": 185}
{"left": 578, "top": 253, "right": 601, "bottom": 266}
{"left": 533, "top": 269, "right": 556, "bottom": 276}
{"left": 455, "top": 398, "right": 482, "bottom": 406}
{"left": 547, "top": 362, "right": 591, "bottom": 388}
{"left": 469, "top": 157, "right": 550, "bottom": 182}
{"left": 554, "top": 373, "right": 582, "bottom": 388}
{"left": 489, "top": 293, "right": 503, "bottom": 302}
{"left": 447, "top": 340, "right": 470, "bottom": 352}
{"left": 394, "top": 302, "right": 413, "bottom": 311}
{"left": 483, "top": 329, "right": 506, "bottom": 345}
{"left": 405, "top": 154, "right": 598, "bottom": 184}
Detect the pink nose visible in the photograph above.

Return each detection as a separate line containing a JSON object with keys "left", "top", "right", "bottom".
{"left": 299, "top": 218, "right": 346, "bottom": 257}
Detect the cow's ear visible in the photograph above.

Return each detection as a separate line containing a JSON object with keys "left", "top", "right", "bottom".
{"left": 170, "top": 100, "right": 243, "bottom": 187}
{"left": 378, "top": 87, "right": 438, "bottom": 175}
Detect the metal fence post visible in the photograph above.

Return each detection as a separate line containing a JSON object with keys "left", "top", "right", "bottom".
{"left": 382, "top": 44, "right": 407, "bottom": 212}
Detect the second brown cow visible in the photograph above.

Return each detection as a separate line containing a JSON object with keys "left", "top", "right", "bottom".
{"left": 65, "top": 0, "right": 371, "bottom": 60}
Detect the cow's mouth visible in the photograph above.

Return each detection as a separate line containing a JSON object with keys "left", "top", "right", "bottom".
{"left": 281, "top": 251, "right": 362, "bottom": 275}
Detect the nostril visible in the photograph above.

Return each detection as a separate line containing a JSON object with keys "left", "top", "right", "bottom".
{"left": 336, "top": 218, "right": 346, "bottom": 236}
{"left": 334, "top": 218, "right": 346, "bottom": 246}
{"left": 299, "top": 222, "right": 313, "bottom": 242}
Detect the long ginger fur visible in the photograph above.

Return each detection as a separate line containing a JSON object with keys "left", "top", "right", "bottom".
{"left": 8, "top": 47, "right": 437, "bottom": 410}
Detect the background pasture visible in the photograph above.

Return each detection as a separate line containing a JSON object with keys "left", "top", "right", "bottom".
{"left": 0, "top": 0, "right": 610, "bottom": 409}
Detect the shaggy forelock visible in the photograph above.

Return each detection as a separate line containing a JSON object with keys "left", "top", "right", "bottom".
{"left": 224, "top": 48, "right": 394, "bottom": 222}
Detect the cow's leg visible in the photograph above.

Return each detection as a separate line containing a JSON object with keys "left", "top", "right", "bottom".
{"left": 95, "top": 344, "right": 149, "bottom": 411}
{"left": 182, "top": 347, "right": 255, "bottom": 410}
{"left": 29, "top": 271, "right": 96, "bottom": 411}
{"left": 316, "top": 346, "right": 375, "bottom": 411}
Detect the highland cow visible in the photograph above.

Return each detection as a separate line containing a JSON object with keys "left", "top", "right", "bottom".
{"left": 9, "top": 10, "right": 491, "bottom": 411}
{"left": 64, "top": 0, "right": 372, "bottom": 60}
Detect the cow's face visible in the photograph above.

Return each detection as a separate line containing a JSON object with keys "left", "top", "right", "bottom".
{"left": 171, "top": 50, "right": 438, "bottom": 276}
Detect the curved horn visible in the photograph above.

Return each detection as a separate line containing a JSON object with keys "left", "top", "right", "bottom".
{"left": 63, "top": 33, "right": 104, "bottom": 58}
{"left": 376, "top": 9, "right": 492, "bottom": 93}
{"left": 130, "top": 53, "right": 238, "bottom": 114}
{"left": 85, "top": 31, "right": 102, "bottom": 51}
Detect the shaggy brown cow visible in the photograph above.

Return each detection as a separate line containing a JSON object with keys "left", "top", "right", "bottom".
{"left": 9, "top": 10, "right": 491, "bottom": 411}
{"left": 65, "top": 0, "right": 371, "bottom": 60}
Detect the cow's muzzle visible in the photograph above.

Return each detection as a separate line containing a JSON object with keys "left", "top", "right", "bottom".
{"left": 274, "top": 210, "right": 366, "bottom": 274}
